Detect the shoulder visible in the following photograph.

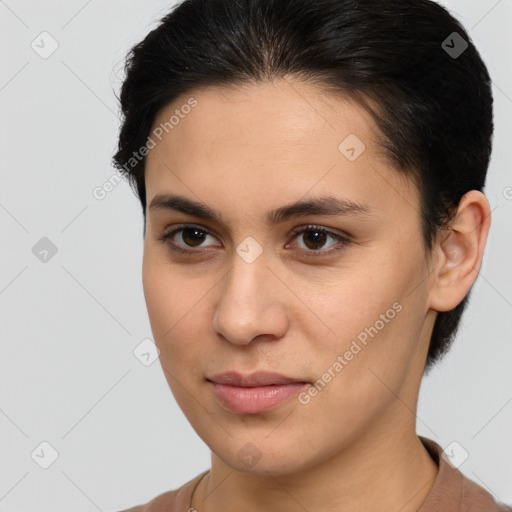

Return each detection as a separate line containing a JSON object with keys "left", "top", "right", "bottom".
{"left": 460, "top": 475, "right": 512, "bottom": 512}
{"left": 116, "top": 470, "right": 209, "bottom": 512}
{"left": 419, "top": 436, "right": 511, "bottom": 512}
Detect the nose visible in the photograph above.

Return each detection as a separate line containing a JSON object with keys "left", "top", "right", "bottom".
{"left": 212, "top": 253, "right": 289, "bottom": 345}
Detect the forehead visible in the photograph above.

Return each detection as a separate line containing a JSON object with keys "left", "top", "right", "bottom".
{"left": 144, "top": 79, "right": 418, "bottom": 218}
{"left": 149, "top": 78, "right": 379, "bottom": 157}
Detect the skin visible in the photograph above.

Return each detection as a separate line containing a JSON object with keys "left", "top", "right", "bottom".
{"left": 142, "top": 78, "right": 491, "bottom": 512}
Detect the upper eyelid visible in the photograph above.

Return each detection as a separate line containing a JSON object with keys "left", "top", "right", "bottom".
{"left": 165, "top": 223, "right": 222, "bottom": 242}
{"left": 162, "top": 223, "right": 349, "bottom": 247}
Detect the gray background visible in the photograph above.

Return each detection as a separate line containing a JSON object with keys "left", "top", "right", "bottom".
{"left": 0, "top": 1, "right": 511, "bottom": 511}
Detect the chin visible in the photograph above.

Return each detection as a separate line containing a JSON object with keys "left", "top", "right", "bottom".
{"left": 207, "top": 434, "right": 314, "bottom": 476}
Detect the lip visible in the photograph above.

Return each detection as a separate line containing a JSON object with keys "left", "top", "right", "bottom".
{"left": 207, "top": 371, "right": 309, "bottom": 414}
{"left": 208, "top": 370, "right": 308, "bottom": 387}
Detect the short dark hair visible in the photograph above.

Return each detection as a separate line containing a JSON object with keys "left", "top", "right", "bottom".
{"left": 112, "top": 0, "right": 494, "bottom": 372}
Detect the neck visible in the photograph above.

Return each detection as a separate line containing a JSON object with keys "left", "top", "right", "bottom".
{"left": 192, "top": 419, "right": 439, "bottom": 512}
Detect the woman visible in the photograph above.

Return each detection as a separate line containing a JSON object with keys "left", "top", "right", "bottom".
{"left": 112, "top": 0, "right": 511, "bottom": 510}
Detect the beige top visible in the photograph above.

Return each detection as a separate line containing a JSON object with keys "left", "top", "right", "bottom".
{"left": 118, "top": 436, "right": 511, "bottom": 511}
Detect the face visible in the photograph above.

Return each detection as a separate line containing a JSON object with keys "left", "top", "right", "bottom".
{"left": 142, "top": 79, "right": 437, "bottom": 476}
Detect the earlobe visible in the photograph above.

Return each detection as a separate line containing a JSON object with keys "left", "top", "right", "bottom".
{"left": 428, "top": 190, "right": 491, "bottom": 312}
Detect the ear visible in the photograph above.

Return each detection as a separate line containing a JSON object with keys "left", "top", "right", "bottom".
{"left": 428, "top": 190, "right": 492, "bottom": 312}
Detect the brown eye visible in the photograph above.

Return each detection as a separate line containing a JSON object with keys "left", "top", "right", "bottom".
{"left": 158, "top": 223, "right": 351, "bottom": 257}
{"left": 288, "top": 225, "right": 352, "bottom": 256}
{"left": 300, "top": 229, "right": 329, "bottom": 250}
{"left": 158, "top": 225, "right": 222, "bottom": 252}
{"left": 180, "top": 227, "right": 208, "bottom": 247}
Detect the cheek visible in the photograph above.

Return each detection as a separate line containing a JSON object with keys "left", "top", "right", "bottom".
{"left": 311, "top": 246, "right": 427, "bottom": 385}
{"left": 307, "top": 261, "right": 404, "bottom": 345}
{"left": 142, "top": 253, "right": 173, "bottom": 337}
{"left": 142, "top": 250, "right": 211, "bottom": 365}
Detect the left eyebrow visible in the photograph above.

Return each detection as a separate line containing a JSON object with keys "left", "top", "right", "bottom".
{"left": 267, "top": 195, "right": 373, "bottom": 224}
{"left": 148, "top": 194, "right": 373, "bottom": 225}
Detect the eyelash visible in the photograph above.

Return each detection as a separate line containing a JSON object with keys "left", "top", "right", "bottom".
{"left": 157, "top": 224, "right": 352, "bottom": 257}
